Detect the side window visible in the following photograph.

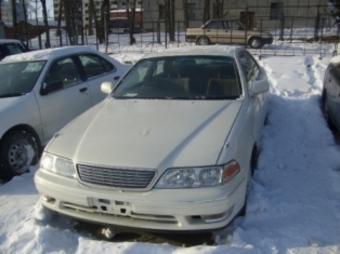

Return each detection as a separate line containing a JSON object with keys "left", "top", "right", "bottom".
{"left": 205, "top": 21, "right": 222, "bottom": 29}
{"left": 238, "top": 53, "right": 251, "bottom": 81}
{"left": 101, "top": 57, "right": 116, "bottom": 72}
{"left": 246, "top": 52, "right": 261, "bottom": 81}
{"left": 44, "top": 57, "right": 81, "bottom": 88}
{"left": 229, "top": 21, "right": 241, "bottom": 30}
{"left": 79, "top": 54, "right": 106, "bottom": 78}
{"left": 238, "top": 51, "right": 261, "bottom": 85}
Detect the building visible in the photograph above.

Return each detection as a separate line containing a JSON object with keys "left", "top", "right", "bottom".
{"left": 142, "top": 0, "right": 329, "bottom": 31}
{"left": 53, "top": 0, "right": 143, "bottom": 27}
{"left": 1, "top": 1, "right": 26, "bottom": 24}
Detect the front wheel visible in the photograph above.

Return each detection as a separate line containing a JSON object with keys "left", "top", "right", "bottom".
{"left": 248, "top": 37, "right": 263, "bottom": 49}
{"left": 196, "top": 36, "right": 210, "bottom": 45}
{"left": 0, "top": 130, "right": 40, "bottom": 180}
{"left": 239, "top": 147, "right": 258, "bottom": 216}
{"left": 322, "top": 91, "right": 335, "bottom": 130}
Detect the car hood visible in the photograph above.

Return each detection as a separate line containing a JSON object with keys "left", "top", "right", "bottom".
{"left": 0, "top": 96, "right": 21, "bottom": 111}
{"left": 47, "top": 98, "right": 242, "bottom": 170}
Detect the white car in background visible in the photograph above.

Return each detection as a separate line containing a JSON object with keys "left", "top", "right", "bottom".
{"left": 0, "top": 39, "right": 28, "bottom": 60}
{"left": 0, "top": 46, "right": 131, "bottom": 180}
{"left": 35, "top": 46, "right": 269, "bottom": 232}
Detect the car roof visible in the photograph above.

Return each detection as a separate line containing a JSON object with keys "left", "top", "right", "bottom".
{"left": 1, "top": 45, "right": 98, "bottom": 62}
{"left": 141, "top": 45, "right": 243, "bottom": 59}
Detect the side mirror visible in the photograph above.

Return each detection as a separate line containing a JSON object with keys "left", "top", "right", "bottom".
{"left": 250, "top": 79, "right": 269, "bottom": 96}
{"left": 101, "top": 81, "right": 116, "bottom": 94}
{"left": 40, "top": 80, "right": 63, "bottom": 95}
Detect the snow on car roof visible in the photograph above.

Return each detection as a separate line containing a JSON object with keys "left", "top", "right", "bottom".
{"left": 2, "top": 45, "right": 97, "bottom": 62}
{"left": 141, "top": 45, "right": 242, "bottom": 59}
{"left": 0, "top": 39, "right": 24, "bottom": 44}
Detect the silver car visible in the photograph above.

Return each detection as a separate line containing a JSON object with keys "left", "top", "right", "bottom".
{"left": 0, "top": 46, "right": 131, "bottom": 180}
{"left": 35, "top": 46, "right": 269, "bottom": 232}
{"left": 186, "top": 19, "right": 273, "bottom": 49}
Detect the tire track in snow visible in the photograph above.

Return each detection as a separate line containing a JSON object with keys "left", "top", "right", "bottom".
{"left": 304, "top": 55, "right": 327, "bottom": 96}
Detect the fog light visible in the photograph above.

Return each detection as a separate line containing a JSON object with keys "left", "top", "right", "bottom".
{"left": 201, "top": 205, "right": 234, "bottom": 223}
{"left": 41, "top": 194, "right": 55, "bottom": 203}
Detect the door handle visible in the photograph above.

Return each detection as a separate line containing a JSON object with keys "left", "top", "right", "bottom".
{"left": 114, "top": 76, "right": 120, "bottom": 80}
{"left": 79, "top": 87, "right": 88, "bottom": 93}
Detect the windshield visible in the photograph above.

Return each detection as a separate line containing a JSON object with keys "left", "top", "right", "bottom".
{"left": 113, "top": 56, "right": 241, "bottom": 99}
{"left": 0, "top": 61, "right": 45, "bottom": 98}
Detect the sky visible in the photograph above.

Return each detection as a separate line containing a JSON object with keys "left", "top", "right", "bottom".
{"left": 1, "top": 32, "right": 340, "bottom": 253}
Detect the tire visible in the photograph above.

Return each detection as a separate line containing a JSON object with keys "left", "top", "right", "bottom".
{"left": 248, "top": 37, "right": 263, "bottom": 49}
{"left": 239, "top": 146, "right": 258, "bottom": 216}
{"left": 322, "top": 91, "right": 336, "bottom": 130}
{"left": 0, "top": 130, "right": 40, "bottom": 180}
{"left": 196, "top": 36, "right": 210, "bottom": 46}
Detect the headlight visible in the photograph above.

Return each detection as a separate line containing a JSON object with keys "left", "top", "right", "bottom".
{"left": 40, "top": 152, "right": 76, "bottom": 179}
{"left": 155, "top": 160, "right": 240, "bottom": 189}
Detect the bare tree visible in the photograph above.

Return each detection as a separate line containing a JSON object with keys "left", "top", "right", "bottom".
{"left": 40, "top": 0, "right": 50, "bottom": 47}
{"left": 57, "top": 0, "right": 63, "bottom": 46}
{"left": 213, "top": 0, "right": 224, "bottom": 19}
{"left": 203, "top": 0, "right": 210, "bottom": 23}
{"left": 164, "top": 0, "right": 175, "bottom": 41}
{"left": 63, "top": 0, "right": 74, "bottom": 44}
{"left": 20, "top": 0, "right": 28, "bottom": 44}
{"left": 88, "top": 0, "right": 93, "bottom": 35}
{"left": 89, "top": 0, "right": 102, "bottom": 43}
{"left": 182, "top": 0, "right": 188, "bottom": 28}
{"left": 100, "top": 0, "right": 110, "bottom": 47}
{"left": 11, "top": 0, "right": 18, "bottom": 38}
{"left": 126, "top": 0, "right": 137, "bottom": 45}
{"left": 63, "top": 0, "right": 81, "bottom": 45}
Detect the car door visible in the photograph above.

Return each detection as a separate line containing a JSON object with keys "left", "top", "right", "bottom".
{"left": 204, "top": 20, "right": 225, "bottom": 44}
{"left": 36, "top": 56, "right": 92, "bottom": 142}
{"left": 78, "top": 53, "right": 123, "bottom": 105}
{"left": 226, "top": 21, "right": 247, "bottom": 45}
{"left": 238, "top": 51, "right": 266, "bottom": 141}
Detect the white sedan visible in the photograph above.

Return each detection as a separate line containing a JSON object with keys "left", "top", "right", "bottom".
{"left": 0, "top": 46, "right": 131, "bottom": 180}
{"left": 34, "top": 46, "right": 269, "bottom": 232}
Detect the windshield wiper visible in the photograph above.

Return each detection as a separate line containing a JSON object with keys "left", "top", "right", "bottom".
{"left": 0, "top": 93, "right": 26, "bottom": 98}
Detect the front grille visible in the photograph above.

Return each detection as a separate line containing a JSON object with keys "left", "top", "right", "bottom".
{"left": 77, "top": 164, "right": 156, "bottom": 189}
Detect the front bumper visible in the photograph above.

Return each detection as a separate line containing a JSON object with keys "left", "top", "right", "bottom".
{"left": 34, "top": 169, "right": 247, "bottom": 232}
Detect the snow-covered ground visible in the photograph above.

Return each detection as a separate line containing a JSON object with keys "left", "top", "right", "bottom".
{"left": 1, "top": 36, "right": 340, "bottom": 253}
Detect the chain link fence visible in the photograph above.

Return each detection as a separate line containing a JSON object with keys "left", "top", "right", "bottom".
{"left": 19, "top": 3, "right": 340, "bottom": 57}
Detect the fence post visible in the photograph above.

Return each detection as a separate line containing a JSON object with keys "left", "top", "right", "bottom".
{"left": 152, "top": 22, "right": 155, "bottom": 44}
{"left": 157, "top": 21, "right": 161, "bottom": 44}
{"left": 37, "top": 26, "right": 42, "bottom": 49}
{"left": 289, "top": 18, "right": 294, "bottom": 42}
{"left": 314, "top": 5, "right": 320, "bottom": 40}
{"left": 259, "top": 19, "right": 262, "bottom": 60}
{"left": 177, "top": 21, "right": 180, "bottom": 45}
{"left": 244, "top": 7, "right": 248, "bottom": 48}
{"left": 165, "top": 20, "right": 168, "bottom": 49}
{"left": 279, "top": 14, "right": 285, "bottom": 41}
